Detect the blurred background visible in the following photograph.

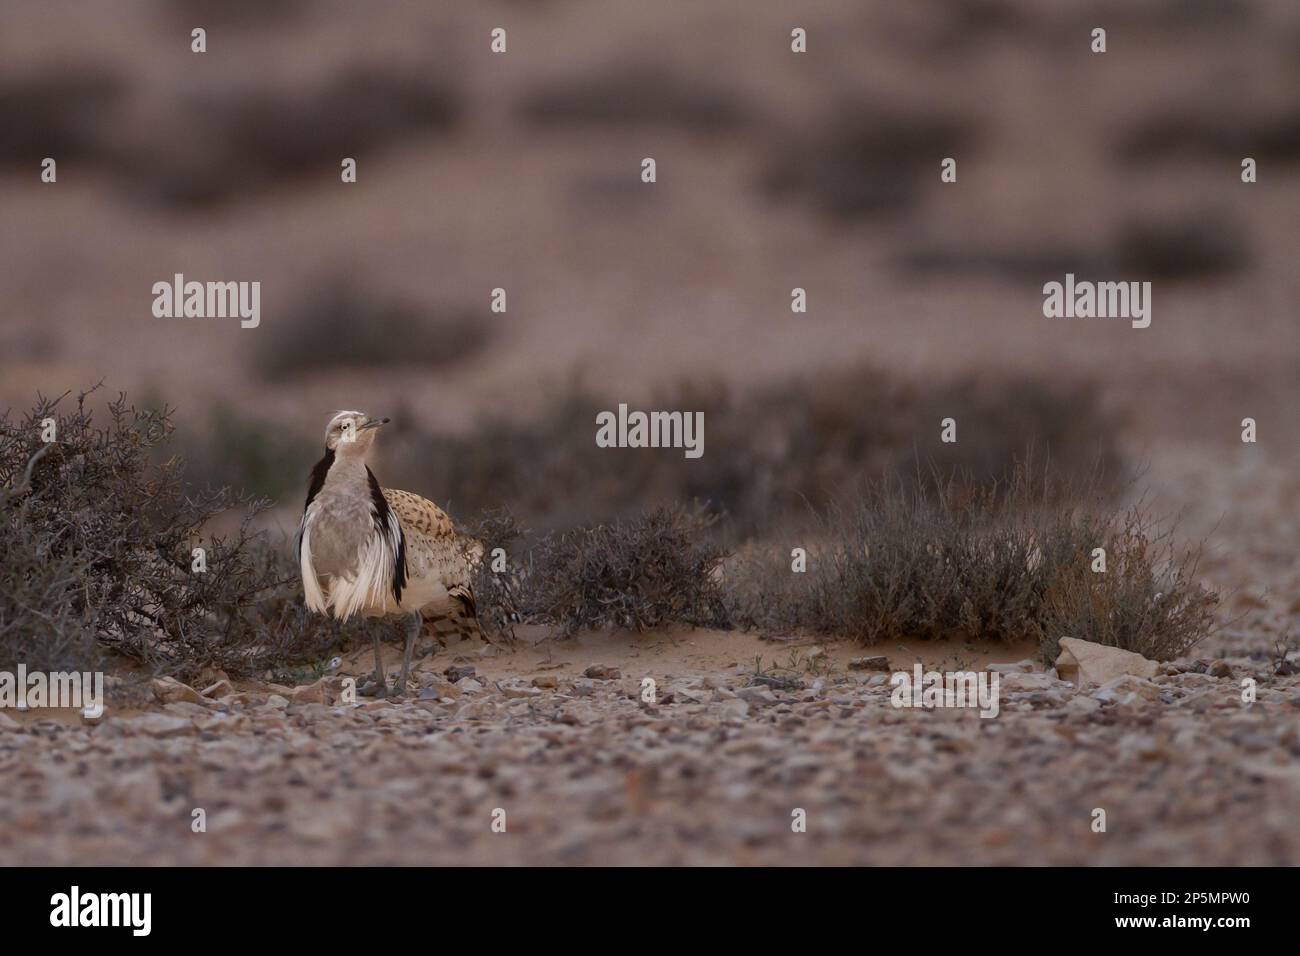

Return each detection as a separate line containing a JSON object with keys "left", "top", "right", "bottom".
{"left": 0, "top": 0, "right": 1296, "bottom": 604}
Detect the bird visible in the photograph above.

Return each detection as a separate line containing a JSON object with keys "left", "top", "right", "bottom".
{"left": 296, "top": 410, "right": 484, "bottom": 697}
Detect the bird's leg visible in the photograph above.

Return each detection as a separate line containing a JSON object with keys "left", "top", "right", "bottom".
{"left": 372, "top": 630, "right": 386, "bottom": 695}
{"left": 393, "top": 610, "right": 421, "bottom": 699}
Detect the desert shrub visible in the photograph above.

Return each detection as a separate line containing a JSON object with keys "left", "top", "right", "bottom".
{"left": 727, "top": 466, "right": 1218, "bottom": 661}
{"left": 0, "top": 387, "right": 342, "bottom": 681}
{"left": 762, "top": 100, "right": 972, "bottom": 219}
{"left": 518, "top": 61, "right": 749, "bottom": 132}
{"left": 115, "top": 64, "right": 460, "bottom": 207}
{"left": 1032, "top": 514, "right": 1219, "bottom": 663}
{"left": 1119, "top": 106, "right": 1300, "bottom": 164}
{"left": 161, "top": 0, "right": 306, "bottom": 29}
{"left": 1115, "top": 214, "right": 1249, "bottom": 279}
{"left": 0, "top": 65, "right": 126, "bottom": 167}
{"left": 166, "top": 402, "right": 318, "bottom": 501}
{"left": 255, "top": 278, "right": 491, "bottom": 378}
{"left": 393, "top": 380, "right": 607, "bottom": 530}
{"left": 460, "top": 508, "right": 526, "bottom": 644}
{"left": 0, "top": 471, "right": 99, "bottom": 674}
{"left": 393, "top": 366, "right": 1125, "bottom": 537}
{"left": 905, "top": 375, "right": 1125, "bottom": 490}
{"left": 518, "top": 506, "right": 729, "bottom": 638}
{"left": 903, "top": 212, "right": 1249, "bottom": 281}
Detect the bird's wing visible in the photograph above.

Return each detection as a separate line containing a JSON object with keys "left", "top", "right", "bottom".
{"left": 382, "top": 488, "right": 459, "bottom": 539}
{"left": 383, "top": 488, "right": 485, "bottom": 573}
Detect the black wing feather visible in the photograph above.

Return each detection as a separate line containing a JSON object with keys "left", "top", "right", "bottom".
{"left": 366, "top": 466, "right": 407, "bottom": 604}
{"left": 297, "top": 447, "right": 335, "bottom": 561}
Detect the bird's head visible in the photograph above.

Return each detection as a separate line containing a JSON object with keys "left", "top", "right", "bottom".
{"left": 323, "top": 410, "right": 390, "bottom": 457}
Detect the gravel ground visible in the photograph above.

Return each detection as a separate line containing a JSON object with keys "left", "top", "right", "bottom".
{"left": 3, "top": 442, "right": 1295, "bottom": 866}
{"left": 3, "top": 641, "right": 1297, "bottom": 866}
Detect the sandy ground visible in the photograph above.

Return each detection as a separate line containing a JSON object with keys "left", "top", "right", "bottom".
{"left": 2, "top": 618, "right": 1297, "bottom": 866}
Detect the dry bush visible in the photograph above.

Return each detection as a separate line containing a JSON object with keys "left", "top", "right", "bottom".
{"left": 904, "top": 214, "right": 1249, "bottom": 282}
{"left": 727, "top": 466, "right": 1218, "bottom": 661}
{"left": 0, "top": 66, "right": 127, "bottom": 167}
{"left": 0, "top": 387, "right": 341, "bottom": 681}
{"left": 0, "top": 476, "right": 99, "bottom": 674}
{"left": 255, "top": 278, "right": 491, "bottom": 378}
{"left": 160, "top": 0, "right": 307, "bottom": 29}
{"left": 461, "top": 508, "right": 526, "bottom": 644}
{"left": 393, "top": 366, "right": 1124, "bottom": 537}
{"left": 762, "top": 101, "right": 973, "bottom": 219}
{"left": 114, "top": 65, "right": 460, "bottom": 207}
{"left": 517, "top": 506, "right": 729, "bottom": 638}
{"left": 1115, "top": 214, "right": 1250, "bottom": 280}
{"left": 165, "top": 402, "right": 318, "bottom": 501}
{"left": 1119, "top": 106, "right": 1300, "bottom": 165}
{"left": 901, "top": 239, "right": 1097, "bottom": 280}
{"left": 400, "top": 382, "right": 603, "bottom": 528}
{"left": 1031, "top": 508, "right": 1219, "bottom": 663}
{"left": 518, "top": 61, "right": 749, "bottom": 132}
{"left": 905, "top": 374, "right": 1124, "bottom": 489}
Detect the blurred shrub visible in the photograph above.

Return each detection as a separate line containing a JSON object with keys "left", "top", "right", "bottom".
{"left": 166, "top": 402, "right": 318, "bottom": 502}
{"left": 395, "top": 366, "right": 1125, "bottom": 537}
{"left": 160, "top": 0, "right": 306, "bottom": 28}
{"left": 762, "top": 100, "right": 972, "bottom": 219}
{"left": 0, "top": 66, "right": 127, "bottom": 167}
{"left": 1116, "top": 214, "right": 1250, "bottom": 279}
{"left": 1119, "top": 106, "right": 1300, "bottom": 164}
{"left": 116, "top": 65, "right": 460, "bottom": 206}
{"left": 255, "top": 278, "right": 492, "bottom": 378}
{"left": 905, "top": 215, "right": 1249, "bottom": 281}
{"left": 518, "top": 61, "right": 749, "bottom": 132}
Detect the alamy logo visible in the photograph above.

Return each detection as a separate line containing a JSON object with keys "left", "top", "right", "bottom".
{"left": 595, "top": 404, "right": 704, "bottom": 459}
{"left": 890, "top": 664, "right": 1000, "bottom": 718}
{"left": 50, "top": 886, "right": 151, "bottom": 936}
{"left": 151, "top": 273, "right": 260, "bottom": 328}
{"left": 0, "top": 666, "right": 103, "bottom": 718}
{"left": 1042, "top": 273, "right": 1151, "bottom": 328}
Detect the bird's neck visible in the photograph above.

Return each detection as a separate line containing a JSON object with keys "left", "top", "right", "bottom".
{"left": 323, "top": 452, "right": 371, "bottom": 491}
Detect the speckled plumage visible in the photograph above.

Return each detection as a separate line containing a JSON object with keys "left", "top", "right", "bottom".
{"left": 379, "top": 486, "right": 483, "bottom": 618}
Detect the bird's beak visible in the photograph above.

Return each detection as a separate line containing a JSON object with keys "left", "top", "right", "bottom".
{"left": 361, "top": 417, "right": 390, "bottom": 431}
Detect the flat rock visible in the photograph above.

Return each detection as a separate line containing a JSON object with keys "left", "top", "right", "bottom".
{"left": 1055, "top": 638, "right": 1158, "bottom": 689}
{"left": 201, "top": 679, "right": 236, "bottom": 699}
{"left": 736, "top": 686, "right": 776, "bottom": 704}
{"left": 124, "top": 714, "right": 194, "bottom": 738}
{"left": 420, "top": 677, "right": 461, "bottom": 700}
{"left": 1094, "top": 675, "right": 1163, "bottom": 706}
{"left": 987, "top": 659, "right": 1036, "bottom": 674}
{"left": 289, "top": 678, "right": 331, "bottom": 705}
{"left": 151, "top": 676, "right": 205, "bottom": 705}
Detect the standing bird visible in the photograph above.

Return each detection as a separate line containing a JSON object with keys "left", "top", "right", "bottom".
{"left": 297, "top": 411, "right": 483, "bottom": 697}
